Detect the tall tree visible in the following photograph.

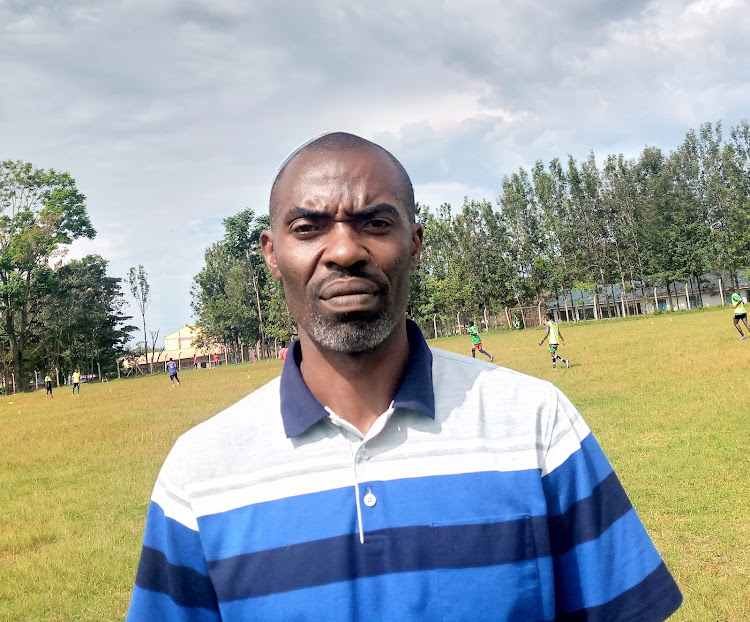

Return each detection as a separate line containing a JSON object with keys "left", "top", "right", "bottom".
{"left": 127, "top": 265, "right": 151, "bottom": 372}
{"left": 192, "top": 209, "right": 292, "bottom": 357}
{"left": 222, "top": 209, "right": 271, "bottom": 355}
{"left": 0, "top": 160, "right": 95, "bottom": 389}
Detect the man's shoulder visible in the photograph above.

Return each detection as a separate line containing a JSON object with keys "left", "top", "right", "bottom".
{"left": 430, "top": 347, "right": 554, "bottom": 400}
{"left": 174, "top": 376, "right": 283, "bottom": 458}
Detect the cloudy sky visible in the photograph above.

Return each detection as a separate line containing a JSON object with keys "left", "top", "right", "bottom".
{"left": 2, "top": 0, "right": 749, "bottom": 345}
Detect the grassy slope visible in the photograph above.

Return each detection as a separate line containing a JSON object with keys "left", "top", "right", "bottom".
{"left": 1, "top": 306, "right": 747, "bottom": 620}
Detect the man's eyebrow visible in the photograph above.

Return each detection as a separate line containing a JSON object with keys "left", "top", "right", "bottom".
{"left": 356, "top": 204, "right": 400, "bottom": 219}
{"left": 284, "top": 206, "right": 329, "bottom": 221}
{"left": 284, "top": 203, "right": 401, "bottom": 222}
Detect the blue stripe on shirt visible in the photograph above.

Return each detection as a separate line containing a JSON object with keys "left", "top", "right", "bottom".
{"left": 142, "top": 501, "right": 208, "bottom": 572}
{"left": 557, "top": 562, "right": 682, "bottom": 621}
{"left": 198, "top": 468, "right": 549, "bottom": 560}
{"left": 127, "top": 585, "right": 220, "bottom": 622}
{"left": 543, "top": 433, "right": 615, "bottom": 515}
{"left": 553, "top": 508, "right": 667, "bottom": 612}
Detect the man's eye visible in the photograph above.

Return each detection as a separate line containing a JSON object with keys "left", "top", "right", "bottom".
{"left": 364, "top": 219, "right": 392, "bottom": 229}
{"left": 291, "top": 222, "right": 318, "bottom": 234}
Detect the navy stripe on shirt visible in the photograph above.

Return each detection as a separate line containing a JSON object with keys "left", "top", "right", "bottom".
{"left": 557, "top": 562, "right": 682, "bottom": 621}
{"left": 135, "top": 546, "right": 219, "bottom": 611}
{"left": 209, "top": 517, "right": 548, "bottom": 602}
{"left": 548, "top": 471, "right": 631, "bottom": 556}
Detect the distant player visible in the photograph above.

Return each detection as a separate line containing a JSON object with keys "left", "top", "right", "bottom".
{"left": 166, "top": 358, "right": 181, "bottom": 386}
{"left": 45, "top": 373, "right": 53, "bottom": 399}
{"left": 467, "top": 320, "right": 493, "bottom": 362}
{"left": 71, "top": 369, "right": 81, "bottom": 394}
{"left": 278, "top": 341, "right": 289, "bottom": 362}
{"left": 730, "top": 292, "right": 750, "bottom": 339}
{"left": 539, "top": 312, "right": 570, "bottom": 370}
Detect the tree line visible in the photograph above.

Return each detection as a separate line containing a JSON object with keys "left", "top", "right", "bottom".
{"left": 0, "top": 161, "right": 134, "bottom": 392}
{"left": 192, "top": 118, "right": 750, "bottom": 347}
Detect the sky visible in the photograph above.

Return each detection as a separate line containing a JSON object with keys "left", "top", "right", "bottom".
{"left": 2, "top": 0, "right": 749, "bottom": 347}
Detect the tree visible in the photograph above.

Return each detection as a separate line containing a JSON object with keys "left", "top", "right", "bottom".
{"left": 127, "top": 265, "right": 152, "bottom": 372}
{"left": 0, "top": 161, "right": 95, "bottom": 390}
{"left": 36, "top": 255, "right": 136, "bottom": 379}
{"left": 222, "top": 209, "right": 271, "bottom": 355}
{"left": 192, "top": 209, "right": 291, "bottom": 358}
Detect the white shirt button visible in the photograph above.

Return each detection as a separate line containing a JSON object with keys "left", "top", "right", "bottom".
{"left": 360, "top": 449, "right": 370, "bottom": 460}
{"left": 363, "top": 488, "right": 376, "bottom": 507}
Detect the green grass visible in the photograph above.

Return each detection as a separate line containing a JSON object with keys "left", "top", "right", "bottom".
{"left": 1, "top": 306, "right": 747, "bottom": 620}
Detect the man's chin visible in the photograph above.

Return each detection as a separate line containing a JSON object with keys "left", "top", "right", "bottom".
{"left": 307, "top": 311, "right": 397, "bottom": 353}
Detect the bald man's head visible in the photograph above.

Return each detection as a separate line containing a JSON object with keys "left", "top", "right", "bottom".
{"left": 269, "top": 132, "right": 415, "bottom": 228}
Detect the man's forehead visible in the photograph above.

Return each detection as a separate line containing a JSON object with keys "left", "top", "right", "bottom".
{"left": 281, "top": 146, "right": 397, "bottom": 188}
{"left": 276, "top": 147, "right": 403, "bottom": 204}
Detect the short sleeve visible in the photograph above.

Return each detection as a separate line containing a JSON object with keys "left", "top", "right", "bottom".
{"left": 541, "top": 388, "right": 682, "bottom": 621}
{"left": 127, "top": 443, "right": 221, "bottom": 621}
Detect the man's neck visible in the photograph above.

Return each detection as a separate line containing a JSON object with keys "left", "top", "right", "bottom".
{"left": 298, "top": 323, "right": 410, "bottom": 435}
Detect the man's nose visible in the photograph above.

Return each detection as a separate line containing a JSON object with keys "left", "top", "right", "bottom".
{"left": 322, "top": 222, "right": 369, "bottom": 268}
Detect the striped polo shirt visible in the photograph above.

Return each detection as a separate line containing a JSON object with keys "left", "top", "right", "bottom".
{"left": 128, "top": 321, "right": 682, "bottom": 621}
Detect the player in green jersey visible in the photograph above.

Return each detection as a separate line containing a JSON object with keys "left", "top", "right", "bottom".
{"left": 467, "top": 321, "right": 493, "bottom": 362}
{"left": 730, "top": 293, "right": 750, "bottom": 340}
{"left": 539, "top": 312, "right": 569, "bottom": 370}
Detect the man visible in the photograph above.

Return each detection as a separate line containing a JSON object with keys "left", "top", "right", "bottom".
{"left": 71, "top": 369, "right": 81, "bottom": 395}
{"left": 45, "top": 373, "right": 53, "bottom": 399}
{"left": 467, "top": 320, "right": 493, "bottom": 361}
{"left": 539, "top": 311, "right": 570, "bottom": 369}
{"left": 128, "top": 133, "right": 681, "bottom": 621}
{"left": 166, "top": 358, "right": 181, "bottom": 386}
{"left": 730, "top": 292, "right": 750, "bottom": 340}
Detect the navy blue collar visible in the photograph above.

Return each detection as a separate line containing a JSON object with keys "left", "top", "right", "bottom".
{"left": 279, "top": 320, "right": 435, "bottom": 438}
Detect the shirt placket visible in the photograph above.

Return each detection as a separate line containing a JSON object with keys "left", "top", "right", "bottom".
{"left": 326, "top": 402, "right": 395, "bottom": 543}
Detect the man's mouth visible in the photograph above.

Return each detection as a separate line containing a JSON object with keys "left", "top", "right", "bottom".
{"left": 317, "top": 278, "right": 382, "bottom": 312}
{"left": 319, "top": 279, "right": 379, "bottom": 299}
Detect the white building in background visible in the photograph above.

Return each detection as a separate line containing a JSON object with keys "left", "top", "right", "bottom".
{"left": 547, "top": 271, "right": 750, "bottom": 321}
{"left": 135, "top": 325, "right": 225, "bottom": 370}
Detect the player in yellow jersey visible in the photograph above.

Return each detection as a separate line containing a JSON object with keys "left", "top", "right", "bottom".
{"left": 71, "top": 369, "right": 81, "bottom": 394}
{"left": 539, "top": 312, "right": 569, "bottom": 370}
{"left": 731, "top": 293, "right": 750, "bottom": 340}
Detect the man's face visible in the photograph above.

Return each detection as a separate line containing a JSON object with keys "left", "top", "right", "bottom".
{"left": 261, "top": 146, "right": 423, "bottom": 353}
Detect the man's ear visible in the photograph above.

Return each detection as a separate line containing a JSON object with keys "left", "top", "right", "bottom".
{"left": 410, "top": 222, "right": 424, "bottom": 271}
{"left": 261, "top": 230, "right": 282, "bottom": 281}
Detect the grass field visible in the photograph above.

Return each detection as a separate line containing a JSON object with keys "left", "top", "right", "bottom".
{"left": 1, "top": 305, "right": 748, "bottom": 621}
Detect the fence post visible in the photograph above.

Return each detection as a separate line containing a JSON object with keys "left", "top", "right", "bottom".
{"left": 719, "top": 278, "right": 725, "bottom": 306}
{"left": 433, "top": 315, "right": 438, "bottom": 339}
{"left": 35, "top": 370, "right": 38, "bottom": 391}
{"left": 537, "top": 302, "right": 542, "bottom": 326}
{"left": 685, "top": 282, "right": 690, "bottom": 310}
{"left": 504, "top": 307, "right": 511, "bottom": 328}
